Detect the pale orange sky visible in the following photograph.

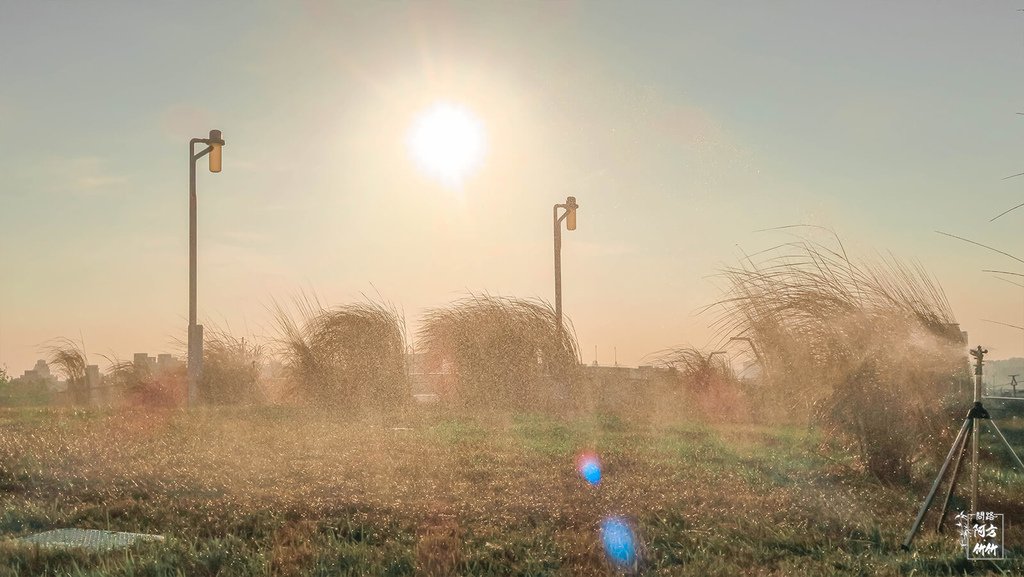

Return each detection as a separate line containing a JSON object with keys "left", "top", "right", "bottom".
{"left": 5, "top": 1, "right": 1024, "bottom": 376}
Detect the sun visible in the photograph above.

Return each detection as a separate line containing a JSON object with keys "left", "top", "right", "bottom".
{"left": 407, "top": 101, "right": 487, "bottom": 189}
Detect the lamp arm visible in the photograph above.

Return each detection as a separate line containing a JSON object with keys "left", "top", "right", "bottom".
{"left": 190, "top": 133, "right": 222, "bottom": 162}
{"left": 191, "top": 145, "right": 213, "bottom": 162}
{"left": 554, "top": 204, "right": 568, "bottom": 225}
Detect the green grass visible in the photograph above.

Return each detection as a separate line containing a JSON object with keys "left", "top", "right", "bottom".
{"left": 0, "top": 407, "right": 1021, "bottom": 576}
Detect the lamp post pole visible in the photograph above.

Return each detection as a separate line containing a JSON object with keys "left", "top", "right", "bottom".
{"left": 187, "top": 129, "right": 224, "bottom": 407}
{"left": 553, "top": 196, "right": 579, "bottom": 331}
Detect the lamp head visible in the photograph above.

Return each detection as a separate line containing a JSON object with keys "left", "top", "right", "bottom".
{"left": 208, "top": 129, "right": 224, "bottom": 173}
{"left": 565, "top": 196, "right": 578, "bottom": 231}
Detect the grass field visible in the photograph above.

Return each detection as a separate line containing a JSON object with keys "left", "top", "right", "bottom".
{"left": 0, "top": 406, "right": 1021, "bottom": 576}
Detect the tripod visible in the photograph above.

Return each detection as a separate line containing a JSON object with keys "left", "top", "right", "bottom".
{"left": 902, "top": 346, "right": 1024, "bottom": 550}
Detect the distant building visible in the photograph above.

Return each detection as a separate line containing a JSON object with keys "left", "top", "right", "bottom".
{"left": 403, "top": 351, "right": 680, "bottom": 397}
{"left": 405, "top": 352, "right": 455, "bottom": 396}
{"left": 737, "top": 359, "right": 763, "bottom": 382}
{"left": 13, "top": 360, "right": 62, "bottom": 392}
{"left": 157, "top": 353, "right": 184, "bottom": 373}
{"left": 30, "top": 359, "right": 51, "bottom": 379}
{"left": 259, "top": 359, "right": 284, "bottom": 380}
{"left": 133, "top": 353, "right": 158, "bottom": 373}
{"left": 3, "top": 353, "right": 184, "bottom": 407}
{"left": 583, "top": 364, "right": 676, "bottom": 382}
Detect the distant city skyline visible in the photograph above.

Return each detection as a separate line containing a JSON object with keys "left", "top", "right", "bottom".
{"left": 6, "top": 2, "right": 1024, "bottom": 374}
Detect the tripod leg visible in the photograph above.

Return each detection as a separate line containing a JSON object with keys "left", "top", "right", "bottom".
{"left": 971, "top": 416, "right": 979, "bottom": 518}
{"left": 936, "top": 420, "right": 972, "bottom": 532}
{"left": 988, "top": 419, "right": 1024, "bottom": 472}
{"left": 902, "top": 418, "right": 972, "bottom": 550}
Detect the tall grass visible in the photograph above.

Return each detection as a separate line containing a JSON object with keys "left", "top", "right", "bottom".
{"left": 709, "top": 236, "right": 967, "bottom": 483}
{"left": 102, "top": 356, "right": 185, "bottom": 408}
{"left": 199, "top": 324, "right": 266, "bottom": 405}
{"left": 649, "top": 346, "right": 748, "bottom": 422}
{"left": 416, "top": 293, "right": 582, "bottom": 411}
{"left": 41, "top": 337, "right": 89, "bottom": 405}
{"left": 650, "top": 347, "right": 736, "bottom": 392}
{"left": 3, "top": 408, "right": 1020, "bottom": 575}
{"left": 271, "top": 293, "right": 409, "bottom": 413}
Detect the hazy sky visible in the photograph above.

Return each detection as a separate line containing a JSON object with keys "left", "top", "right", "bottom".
{"left": 5, "top": 1, "right": 1024, "bottom": 375}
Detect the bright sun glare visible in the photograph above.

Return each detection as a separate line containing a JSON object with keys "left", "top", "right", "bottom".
{"left": 407, "top": 101, "right": 487, "bottom": 189}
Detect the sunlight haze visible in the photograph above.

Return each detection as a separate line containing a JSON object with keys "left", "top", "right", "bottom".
{"left": 3, "top": 1, "right": 1024, "bottom": 374}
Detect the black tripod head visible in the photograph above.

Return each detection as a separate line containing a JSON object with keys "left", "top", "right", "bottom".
{"left": 970, "top": 346, "right": 987, "bottom": 375}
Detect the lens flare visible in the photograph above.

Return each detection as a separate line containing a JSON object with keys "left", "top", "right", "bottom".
{"left": 600, "top": 516, "right": 637, "bottom": 568}
{"left": 575, "top": 452, "right": 602, "bottom": 485}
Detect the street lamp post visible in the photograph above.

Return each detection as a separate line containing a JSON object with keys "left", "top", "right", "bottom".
{"left": 707, "top": 350, "right": 728, "bottom": 364}
{"left": 553, "top": 196, "right": 579, "bottom": 331}
{"left": 187, "top": 129, "right": 225, "bottom": 407}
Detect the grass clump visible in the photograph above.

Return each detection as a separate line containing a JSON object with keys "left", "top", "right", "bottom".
{"left": 199, "top": 324, "right": 267, "bottom": 405}
{"left": 42, "top": 337, "right": 90, "bottom": 406}
{"left": 103, "top": 357, "right": 185, "bottom": 408}
{"left": 710, "top": 234, "right": 968, "bottom": 483}
{"left": 417, "top": 292, "right": 582, "bottom": 411}
{"left": 651, "top": 347, "right": 735, "bottom": 394}
{"left": 272, "top": 292, "right": 410, "bottom": 413}
{"left": 649, "top": 346, "right": 748, "bottom": 422}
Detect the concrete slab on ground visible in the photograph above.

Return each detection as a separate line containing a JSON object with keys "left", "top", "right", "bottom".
{"left": 14, "top": 528, "right": 165, "bottom": 551}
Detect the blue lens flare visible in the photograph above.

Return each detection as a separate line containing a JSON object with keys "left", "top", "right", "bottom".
{"left": 601, "top": 517, "right": 637, "bottom": 567}
{"left": 576, "top": 452, "right": 602, "bottom": 485}
{"left": 581, "top": 461, "right": 601, "bottom": 484}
